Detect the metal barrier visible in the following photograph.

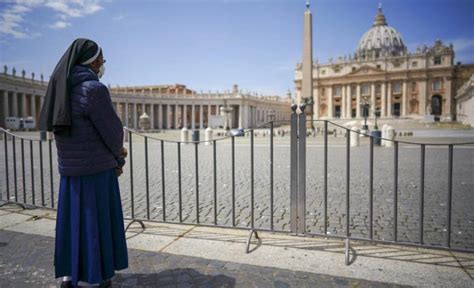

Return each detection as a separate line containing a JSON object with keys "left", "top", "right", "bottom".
{"left": 1, "top": 129, "right": 55, "bottom": 210}
{"left": 122, "top": 121, "right": 290, "bottom": 251}
{"left": 288, "top": 105, "right": 474, "bottom": 265}
{"left": 1, "top": 104, "right": 473, "bottom": 265}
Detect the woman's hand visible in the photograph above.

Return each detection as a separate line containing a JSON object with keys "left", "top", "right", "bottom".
{"left": 115, "top": 166, "right": 123, "bottom": 177}
{"left": 120, "top": 147, "right": 128, "bottom": 158}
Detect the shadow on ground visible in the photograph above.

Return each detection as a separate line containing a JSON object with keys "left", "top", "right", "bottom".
{"left": 113, "top": 268, "right": 235, "bottom": 287}
{"left": 126, "top": 223, "right": 474, "bottom": 274}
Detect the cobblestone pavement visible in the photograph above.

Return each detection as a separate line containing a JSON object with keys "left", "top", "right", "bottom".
{"left": 0, "top": 230, "right": 410, "bottom": 287}
{"left": 1, "top": 132, "right": 473, "bottom": 250}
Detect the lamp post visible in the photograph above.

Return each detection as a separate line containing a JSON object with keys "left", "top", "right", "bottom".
{"left": 374, "top": 109, "right": 381, "bottom": 130}
{"left": 360, "top": 96, "right": 370, "bottom": 132}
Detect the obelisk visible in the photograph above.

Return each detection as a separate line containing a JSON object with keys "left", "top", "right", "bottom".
{"left": 301, "top": 0, "right": 313, "bottom": 105}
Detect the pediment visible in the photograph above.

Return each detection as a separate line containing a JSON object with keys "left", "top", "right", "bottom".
{"left": 349, "top": 65, "right": 384, "bottom": 76}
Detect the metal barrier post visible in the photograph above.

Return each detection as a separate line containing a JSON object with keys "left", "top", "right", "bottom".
{"left": 297, "top": 104, "right": 307, "bottom": 235}
{"left": 290, "top": 104, "right": 298, "bottom": 234}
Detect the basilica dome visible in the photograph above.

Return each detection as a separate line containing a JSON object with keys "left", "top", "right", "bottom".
{"left": 357, "top": 6, "right": 406, "bottom": 58}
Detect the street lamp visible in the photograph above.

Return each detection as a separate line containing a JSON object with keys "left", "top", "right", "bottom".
{"left": 374, "top": 109, "right": 381, "bottom": 130}
{"left": 360, "top": 97, "right": 370, "bottom": 132}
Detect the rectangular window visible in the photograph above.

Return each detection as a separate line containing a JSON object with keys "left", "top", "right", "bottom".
{"left": 321, "top": 69, "right": 326, "bottom": 75}
{"left": 333, "top": 85, "right": 342, "bottom": 97}
{"left": 361, "top": 83, "right": 370, "bottom": 95}
{"left": 376, "top": 64, "right": 381, "bottom": 69}
{"left": 393, "top": 82, "right": 402, "bottom": 94}
{"left": 375, "top": 84, "right": 381, "bottom": 95}
{"left": 432, "top": 79, "right": 442, "bottom": 91}
{"left": 411, "top": 82, "right": 417, "bottom": 92}
{"left": 434, "top": 56, "right": 442, "bottom": 65}
{"left": 412, "top": 61, "right": 418, "bottom": 68}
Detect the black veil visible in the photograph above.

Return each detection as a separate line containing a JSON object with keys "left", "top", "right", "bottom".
{"left": 39, "top": 38, "right": 101, "bottom": 135}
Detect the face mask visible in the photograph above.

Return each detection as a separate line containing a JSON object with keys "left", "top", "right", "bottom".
{"left": 97, "top": 64, "right": 105, "bottom": 79}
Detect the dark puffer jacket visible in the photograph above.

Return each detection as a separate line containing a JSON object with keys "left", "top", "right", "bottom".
{"left": 54, "top": 65, "right": 125, "bottom": 176}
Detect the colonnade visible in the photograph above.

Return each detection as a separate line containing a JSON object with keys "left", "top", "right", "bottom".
{"left": 315, "top": 79, "right": 443, "bottom": 119}
{"left": 111, "top": 102, "right": 291, "bottom": 130}
{"left": 0, "top": 90, "right": 44, "bottom": 127}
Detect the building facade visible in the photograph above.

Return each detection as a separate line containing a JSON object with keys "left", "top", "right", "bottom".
{"left": 0, "top": 68, "right": 291, "bottom": 130}
{"left": 295, "top": 4, "right": 474, "bottom": 121}
{"left": 455, "top": 75, "right": 474, "bottom": 126}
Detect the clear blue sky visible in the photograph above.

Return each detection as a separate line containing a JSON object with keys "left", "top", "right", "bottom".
{"left": 1, "top": 0, "right": 473, "bottom": 96}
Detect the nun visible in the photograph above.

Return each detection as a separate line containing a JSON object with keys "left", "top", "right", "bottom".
{"left": 39, "top": 38, "right": 128, "bottom": 287}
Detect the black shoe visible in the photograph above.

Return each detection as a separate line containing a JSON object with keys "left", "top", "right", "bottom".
{"left": 60, "top": 281, "right": 73, "bottom": 288}
{"left": 99, "top": 279, "right": 112, "bottom": 288}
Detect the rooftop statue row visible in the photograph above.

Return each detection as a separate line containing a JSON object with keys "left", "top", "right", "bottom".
{"left": 2, "top": 65, "right": 45, "bottom": 83}
{"left": 295, "top": 39, "right": 455, "bottom": 69}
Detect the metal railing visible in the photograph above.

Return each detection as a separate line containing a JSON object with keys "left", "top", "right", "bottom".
{"left": 1, "top": 104, "right": 473, "bottom": 265}
{"left": 1, "top": 129, "right": 55, "bottom": 209}
{"left": 122, "top": 121, "right": 289, "bottom": 250}
{"left": 289, "top": 104, "right": 474, "bottom": 265}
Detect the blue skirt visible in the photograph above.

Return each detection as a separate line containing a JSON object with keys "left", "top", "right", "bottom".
{"left": 54, "top": 168, "right": 128, "bottom": 285}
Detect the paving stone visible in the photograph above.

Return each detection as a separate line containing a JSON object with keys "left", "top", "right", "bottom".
{"left": 1, "top": 140, "right": 472, "bottom": 250}
{"left": 0, "top": 229, "right": 412, "bottom": 287}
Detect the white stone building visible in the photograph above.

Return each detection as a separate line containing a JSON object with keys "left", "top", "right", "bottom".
{"left": 455, "top": 75, "right": 474, "bottom": 126}
{"left": 295, "top": 3, "right": 474, "bottom": 122}
{"left": 0, "top": 67, "right": 291, "bottom": 130}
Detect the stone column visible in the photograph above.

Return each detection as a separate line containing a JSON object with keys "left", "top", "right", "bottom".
{"left": 387, "top": 82, "right": 392, "bottom": 117}
{"left": 158, "top": 104, "right": 163, "bottom": 129}
{"left": 183, "top": 105, "right": 188, "bottom": 128}
{"left": 327, "top": 86, "right": 333, "bottom": 118}
{"left": 133, "top": 103, "right": 137, "bottom": 128}
{"left": 341, "top": 85, "right": 346, "bottom": 119}
{"left": 313, "top": 86, "right": 319, "bottom": 119}
{"left": 445, "top": 77, "right": 452, "bottom": 120}
{"left": 166, "top": 104, "right": 172, "bottom": 129}
{"left": 208, "top": 104, "right": 211, "bottom": 119}
{"left": 243, "top": 104, "right": 249, "bottom": 129}
{"left": 20, "top": 93, "right": 27, "bottom": 117}
{"left": 239, "top": 104, "right": 243, "bottom": 128}
{"left": 191, "top": 105, "right": 195, "bottom": 129}
{"left": 199, "top": 104, "right": 204, "bottom": 129}
{"left": 370, "top": 83, "right": 376, "bottom": 117}
{"left": 175, "top": 105, "right": 180, "bottom": 129}
{"left": 2, "top": 91, "right": 8, "bottom": 126}
{"left": 346, "top": 85, "right": 352, "bottom": 118}
{"left": 356, "top": 84, "right": 361, "bottom": 118}
{"left": 11, "top": 92, "right": 18, "bottom": 117}
{"left": 253, "top": 106, "right": 257, "bottom": 127}
{"left": 402, "top": 81, "right": 407, "bottom": 116}
{"left": 381, "top": 82, "right": 386, "bottom": 117}
{"left": 150, "top": 104, "right": 155, "bottom": 129}
{"left": 419, "top": 80, "right": 427, "bottom": 116}
{"left": 30, "top": 95, "right": 36, "bottom": 122}
{"left": 125, "top": 102, "right": 129, "bottom": 127}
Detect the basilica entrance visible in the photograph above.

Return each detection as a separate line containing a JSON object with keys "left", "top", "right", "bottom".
{"left": 393, "top": 103, "right": 401, "bottom": 117}
{"left": 335, "top": 105, "right": 341, "bottom": 118}
{"left": 431, "top": 95, "right": 442, "bottom": 121}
